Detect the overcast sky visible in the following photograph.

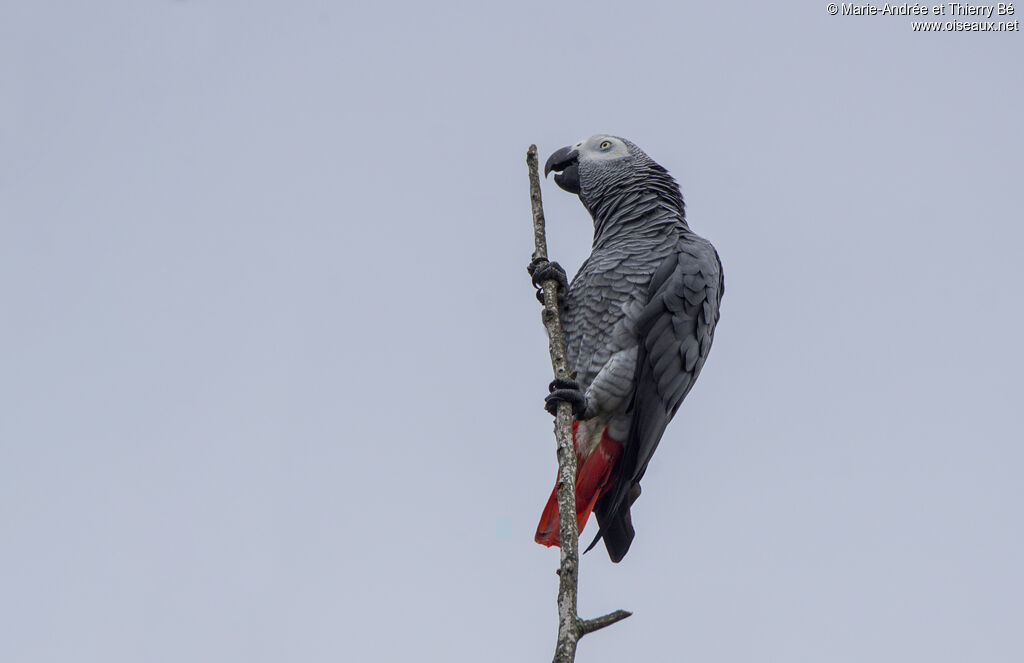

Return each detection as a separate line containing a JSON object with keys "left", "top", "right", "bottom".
{"left": 2, "top": 2, "right": 1022, "bottom": 662}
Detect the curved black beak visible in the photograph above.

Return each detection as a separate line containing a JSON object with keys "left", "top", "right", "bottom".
{"left": 544, "top": 146, "right": 580, "bottom": 194}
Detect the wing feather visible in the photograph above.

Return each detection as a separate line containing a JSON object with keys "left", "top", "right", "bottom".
{"left": 598, "top": 238, "right": 723, "bottom": 524}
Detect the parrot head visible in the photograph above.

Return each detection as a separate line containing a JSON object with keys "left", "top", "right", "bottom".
{"left": 545, "top": 135, "right": 684, "bottom": 221}
{"left": 545, "top": 135, "right": 664, "bottom": 204}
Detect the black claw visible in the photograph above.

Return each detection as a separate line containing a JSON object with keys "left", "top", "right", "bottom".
{"left": 530, "top": 260, "right": 568, "bottom": 290}
{"left": 526, "top": 256, "right": 547, "bottom": 277}
{"left": 548, "top": 378, "right": 579, "bottom": 393}
{"left": 527, "top": 258, "right": 568, "bottom": 304}
{"left": 544, "top": 387, "right": 586, "bottom": 418}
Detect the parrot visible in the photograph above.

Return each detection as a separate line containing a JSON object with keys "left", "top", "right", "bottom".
{"left": 529, "top": 134, "right": 724, "bottom": 563}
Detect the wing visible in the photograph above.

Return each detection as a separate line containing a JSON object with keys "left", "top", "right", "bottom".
{"left": 591, "top": 237, "right": 723, "bottom": 558}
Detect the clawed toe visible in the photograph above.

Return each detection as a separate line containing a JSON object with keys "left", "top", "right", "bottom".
{"left": 527, "top": 258, "right": 568, "bottom": 304}
{"left": 544, "top": 379, "right": 586, "bottom": 418}
{"left": 548, "top": 377, "right": 579, "bottom": 393}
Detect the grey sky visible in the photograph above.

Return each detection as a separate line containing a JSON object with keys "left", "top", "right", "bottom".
{"left": 2, "top": 2, "right": 1022, "bottom": 661}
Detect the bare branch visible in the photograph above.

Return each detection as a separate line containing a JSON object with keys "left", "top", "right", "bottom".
{"left": 578, "top": 610, "right": 633, "bottom": 636}
{"left": 526, "top": 144, "right": 631, "bottom": 663}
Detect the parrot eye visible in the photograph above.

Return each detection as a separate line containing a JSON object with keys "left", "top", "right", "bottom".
{"left": 599, "top": 141, "right": 612, "bottom": 150}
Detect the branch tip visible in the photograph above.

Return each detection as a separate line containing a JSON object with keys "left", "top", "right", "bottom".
{"left": 579, "top": 610, "right": 633, "bottom": 636}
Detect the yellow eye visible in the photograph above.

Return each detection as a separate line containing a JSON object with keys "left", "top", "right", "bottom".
{"left": 600, "top": 141, "right": 612, "bottom": 149}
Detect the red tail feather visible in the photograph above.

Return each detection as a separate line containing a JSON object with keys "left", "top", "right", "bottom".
{"left": 535, "top": 423, "right": 622, "bottom": 547}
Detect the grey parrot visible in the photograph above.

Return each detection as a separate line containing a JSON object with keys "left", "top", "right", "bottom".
{"left": 530, "top": 135, "right": 724, "bottom": 563}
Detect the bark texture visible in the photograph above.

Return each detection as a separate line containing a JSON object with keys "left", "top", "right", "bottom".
{"left": 526, "top": 145, "right": 631, "bottom": 663}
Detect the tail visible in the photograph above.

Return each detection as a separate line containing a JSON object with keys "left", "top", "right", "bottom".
{"left": 535, "top": 423, "right": 623, "bottom": 547}
{"left": 587, "top": 483, "right": 642, "bottom": 563}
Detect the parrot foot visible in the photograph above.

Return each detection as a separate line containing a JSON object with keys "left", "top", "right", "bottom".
{"left": 544, "top": 378, "right": 586, "bottom": 418}
{"left": 527, "top": 257, "right": 568, "bottom": 304}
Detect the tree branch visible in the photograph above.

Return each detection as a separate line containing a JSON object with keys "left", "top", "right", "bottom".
{"left": 579, "top": 610, "right": 633, "bottom": 636}
{"left": 526, "top": 144, "right": 631, "bottom": 663}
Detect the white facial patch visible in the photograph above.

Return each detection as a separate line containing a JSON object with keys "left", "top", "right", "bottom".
{"left": 576, "top": 134, "right": 630, "bottom": 165}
